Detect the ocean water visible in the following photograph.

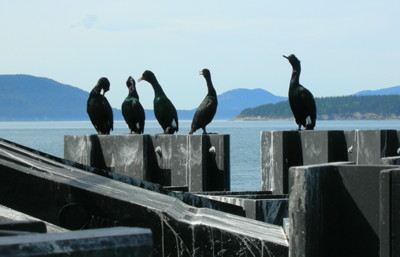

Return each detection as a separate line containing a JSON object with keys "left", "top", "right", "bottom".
{"left": 1, "top": 119, "right": 400, "bottom": 191}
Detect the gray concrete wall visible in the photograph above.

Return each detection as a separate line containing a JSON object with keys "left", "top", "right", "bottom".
{"left": 261, "top": 130, "right": 400, "bottom": 194}
{"left": 64, "top": 134, "right": 230, "bottom": 192}
{"left": 380, "top": 168, "right": 400, "bottom": 257}
{"left": 288, "top": 163, "right": 398, "bottom": 257}
{"left": 195, "top": 191, "right": 288, "bottom": 225}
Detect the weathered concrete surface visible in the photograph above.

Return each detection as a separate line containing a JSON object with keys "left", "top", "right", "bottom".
{"left": 347, "top": 130, "right": 400, "bottom": 165}
{"left": 0, "top": 220, "right": 46, "bottom": 235}
{"left": 6, "top": 137, "right": 244, "bottom": 218}
{"left": 288, "top": 163, "right": 398, "bottom": 257}
{"left": 196, "top": 191, "right": 288, "bottom": 225}
{"left": 261, "top": 130, "right": 400, "bottom": 194}
{"left": 64, "top": 134, "right": 150, "bottom": 180}
{"left": 0, "top": 227, "right": 153, "bottom": 257}
{"left": 0, "top": 138, "right": 288, "bottom": 257}
{"left": 0, "top": 204, "right": 67, "bottom": 233}
{"left": 380, "top": 168, "right": 400, "bottom": 257}
{"left": 65, "top": 134, "right": 230, "bottom": 192}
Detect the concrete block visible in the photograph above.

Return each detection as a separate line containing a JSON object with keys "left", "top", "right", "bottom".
{"left": 65, "top": 134, "right": 230, "bottom": 192}
{"left": 261, "top": 130, "right": 400, "bottom": 194}
{"left": 147, "top": 134, "right": 230, "bottom": 191}
{"left": 150, "top": 134, "right": 204, "bottom": 190}
{"left": 208, "top": 134, "right": 230, "bottom": 191}
{"left": 380, "top": 168, "right": 400, "bottom": 257}
{"left": 64, "top": 134, "right": 150, "bottom": 180}
{"left": 195, "top": 191, "right": 288, "bottom": 225}
{"left": 261, "top": 130, "right": 350, "bottom": 194}
{"left": 344, "top": 130, "right": 400, "bottom": 164}
{"left": 0, "top": 227, "right": 152, "bottom": 257}
{"left": 288, "top": 163, "right": 398, "bottom": 257}
{"left": 261, "top": 131, "right": 294, "bottom": 195}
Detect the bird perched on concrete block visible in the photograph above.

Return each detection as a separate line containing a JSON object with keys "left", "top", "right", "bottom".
{"left": 87, "top": 77, "right": 114, "bottom": 134}
{"left": 138, "top": 70, "right": 178, "bottom": 134}
{"left": 283, "top": 54, "right": 316, "bottom": 130}
{"left": 189, "top": 68, "right": 218, "bottom": 134}
{"left": 122, "top": 76, "right": 145, "bottom": 134}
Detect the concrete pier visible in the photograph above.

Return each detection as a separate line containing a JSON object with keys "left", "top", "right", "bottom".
{"left": 64, "top": 134, "right": 230, "bottom": 192}
{"left": 261, "top": 130, "right": 400, "bottom": 194}
{"left": 0, "top": 138, "right": 288, "bottom": 257}
{"left": 2, "top": 128, "right": 400, "bottom": 256}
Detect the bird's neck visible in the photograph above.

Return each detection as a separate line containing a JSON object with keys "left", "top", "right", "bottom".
{"left": 128, "top": 87, "right": 139, "bottom": 99}
{"left": 149, "top": 79, "right": 166, "bottom": 98}
{"left": 90, "top": 85, "right": 102, "bottom": 96}
{"left": 290, "top": 66, "right": 301, "bottom": 86}
{"left": 205, "top": 76, "right": 217, "bottom": 96}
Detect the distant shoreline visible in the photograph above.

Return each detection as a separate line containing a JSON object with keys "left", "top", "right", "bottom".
{"left": 2, "top": 117, "right": 400, "bottom": 123}
{"left": 233, "top": 116, "right": 400, "bottom": 121}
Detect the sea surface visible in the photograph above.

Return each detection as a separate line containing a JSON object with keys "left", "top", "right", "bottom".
{"left": 1, "top": 120, "right": 400, "bottom": 191}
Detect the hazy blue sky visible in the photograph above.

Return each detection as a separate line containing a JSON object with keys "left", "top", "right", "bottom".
{"left": 1, "top": 1, "right": 399, "bottom": 109}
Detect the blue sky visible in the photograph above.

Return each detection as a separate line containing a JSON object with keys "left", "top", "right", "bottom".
{"left": 0, "top": 1, "right": 399, "bottom": 109}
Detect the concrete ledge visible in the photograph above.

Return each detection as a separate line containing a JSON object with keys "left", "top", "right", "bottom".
{"left": 0, "top": 204, "right": 67, "bottom": 233}
{"left": 195, "top": 191, "right": 288, "bottom": 225}
{"left": 64, "top": 134, "right": 230, "bottom": 192}
{"left": 0, "top": 227, "right": 152, "bottom": 257}
{"left": 380, "top": 168, "right": 400, "bottom": 257}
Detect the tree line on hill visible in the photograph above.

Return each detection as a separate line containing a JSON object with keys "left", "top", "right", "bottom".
{"left": 1, "top": 75, "right": 399, "bottom": 121}
{"left": 236, "top": 95, "right": 400, "bottom": 120}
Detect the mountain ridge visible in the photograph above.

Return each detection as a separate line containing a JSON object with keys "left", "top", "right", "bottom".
{"left": 354, "top": 85, "right": 400, "bottom": 96}
{"left": 2, "top": 74, "right": 398, "bottom": 121}
{"left": 0, "top": 74, "right": 285, "bottom": 121}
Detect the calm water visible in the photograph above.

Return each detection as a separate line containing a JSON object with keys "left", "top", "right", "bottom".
{"left": 1, "top": 120, "right": 400, "bottom": 191}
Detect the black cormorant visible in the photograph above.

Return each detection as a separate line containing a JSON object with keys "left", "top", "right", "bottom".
{"left": 283, "top": 54, "right": 316, "bottom": 130}
{"left": 122, "top": 76, "right": 145, "bottom": 134}
{"left": 138, "top": 70, "right": 178, "bottom": 134}
{"left": 189, "top": 68, "right": 218, "bottom": 134}
{"left": 87, "top": 77, "right": 114, "bottom": 134}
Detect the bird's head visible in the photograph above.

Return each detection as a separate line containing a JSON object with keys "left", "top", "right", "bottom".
{"left": 97, "top": 77, "right": 110, "bottom": 95}
{"left": 283, "top": 54, "right": 301, "bottom": 67}
{"left": 126, "top": 76, "right": 135, "bottom": 89}
{"left": 137, "top": 70, "right": 156, "bottom": 83}
{"left": 199, "top": 68, "right": 210, "bottom": 77}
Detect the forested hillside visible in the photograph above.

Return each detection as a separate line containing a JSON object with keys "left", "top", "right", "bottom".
{"left": 236, "top": 95, "right": 400, "bottom": 120}
{"left": 2, "top": 74, "right": 399, "bottom": 121}
{"left": 0, "top": 75, "right": 286, "bottom": 121}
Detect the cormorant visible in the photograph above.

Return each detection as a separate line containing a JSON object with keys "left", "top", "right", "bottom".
{"left": 87, "top": 77, "right": 114, "bottom": 134}
{"left": 283, "top": 54, "right": 317, "bottom": 130}
{"left": 138, "top": 70, "right": 178, "bottom": 134}
{"left": 122, "top": 76, "right": 145, "bottom": 134}
{"left": 189, "top": 68, "right": 218, "bottom": 134}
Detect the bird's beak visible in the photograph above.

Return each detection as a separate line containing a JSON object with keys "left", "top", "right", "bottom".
{"left": 102, "top": 90, "right": 106, "bottom": 96}
{"left": 283, "top": 55, "right": 289, "bottom": 59}
{"left": 137, "top": 77, "right": 144, "bottom": 83}
{"left": 199, "top": 71, "right": 203, "bottom": 75}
